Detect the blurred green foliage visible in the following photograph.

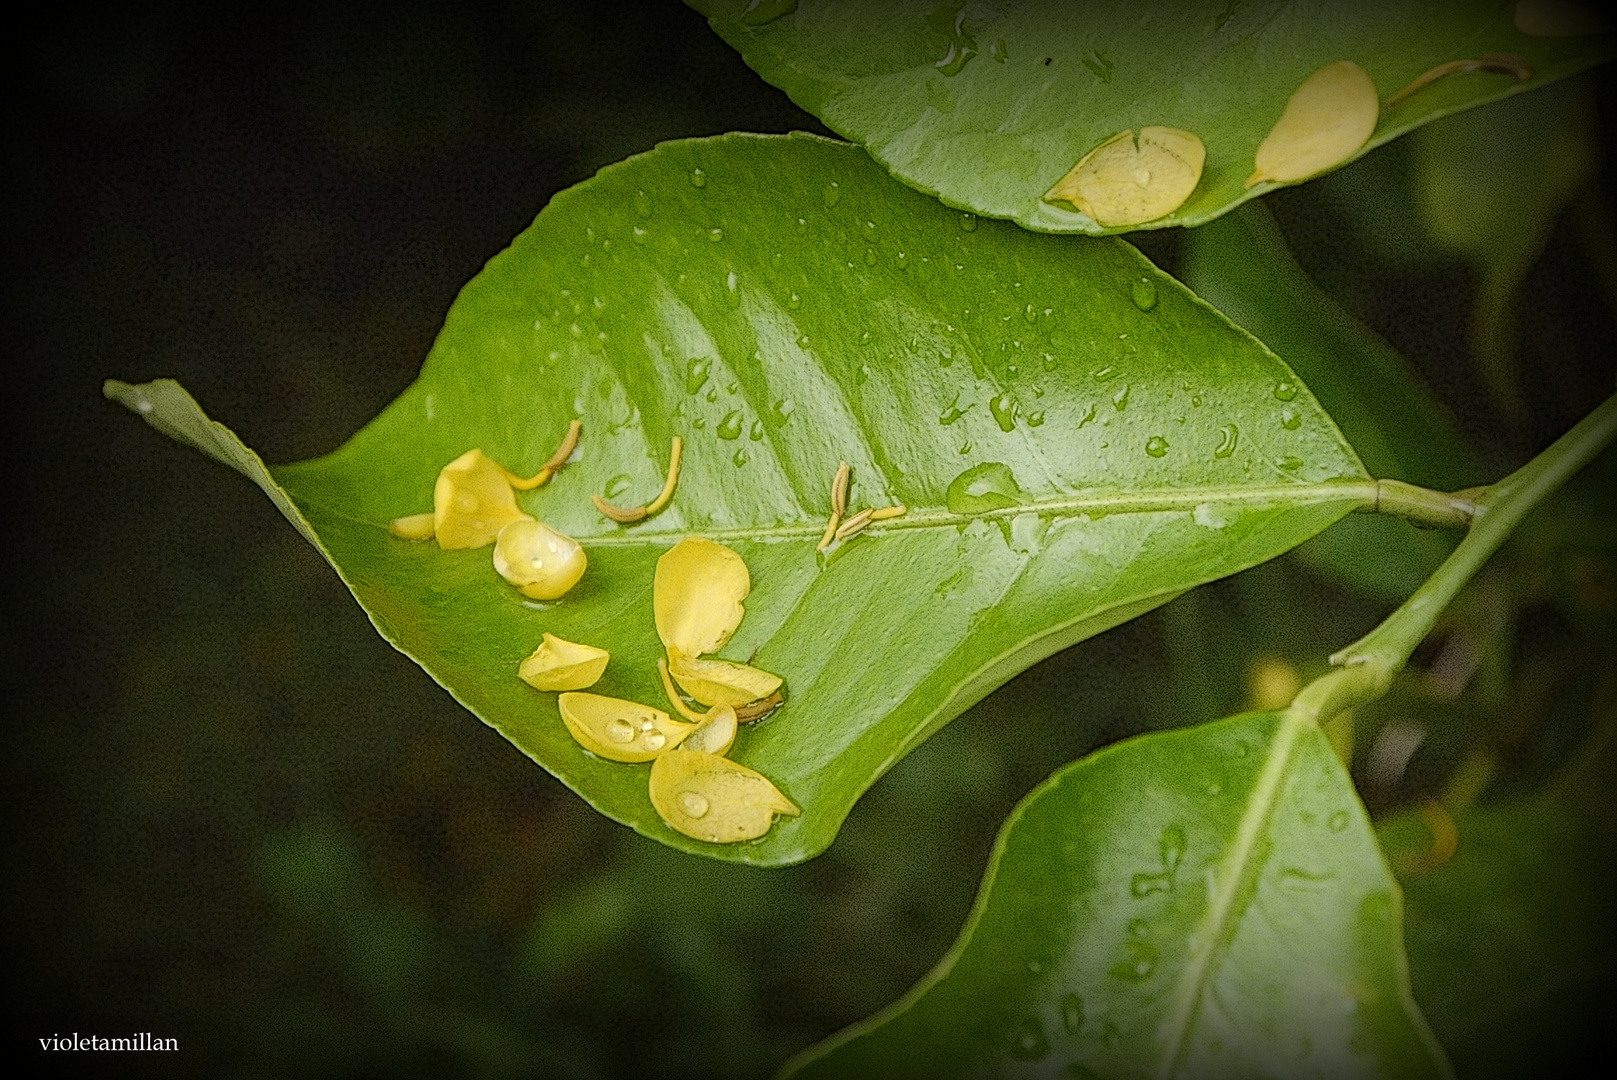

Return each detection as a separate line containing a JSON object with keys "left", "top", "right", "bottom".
{"left": 8, "top": 2, "right": 1615, "bottom": 1076}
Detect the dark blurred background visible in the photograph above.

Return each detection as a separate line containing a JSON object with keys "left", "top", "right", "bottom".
{"left": 6, "top": 3, "right": 1615, "bottom": 1077}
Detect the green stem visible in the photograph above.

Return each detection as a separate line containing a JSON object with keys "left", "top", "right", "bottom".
{"left": 1302, "top": 393, "right": 1617, "bottom": 719}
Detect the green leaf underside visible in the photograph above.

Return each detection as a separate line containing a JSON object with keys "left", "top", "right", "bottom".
{"left": 785, "top": 712, "right": 1450, "bottom": 1079}
{"left": 693, "top": 0, "right": 1613, "bottom": 235}
{"left": 109, "top": 134, "right": 1369, "bottom": 865}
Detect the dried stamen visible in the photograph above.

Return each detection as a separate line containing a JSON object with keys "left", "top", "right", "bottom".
{"left": 868, "top": 505, "right": 908, "bottom": 521}
{"left": 658, "top": 656, "right": 707, "bottom": 722}
{"left": 818, "top": 461, "right": 851, "bottom": 551}
{"left": 833, "top": 507, "right": 874, "bottom": 541}
{"left": 501, "top": 419, "right": 584, "bottom": 491}
{"left": 593, "top": 435, "right": 684, "bottom": 523}
{"left": 735, "top": 690, "right": 784, "bottom": 723}
{"left": 1385, "top": 54, "right": 1530, "bottom": 107}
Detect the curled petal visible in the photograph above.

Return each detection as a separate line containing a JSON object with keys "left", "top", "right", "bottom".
{"left": 682, "top": 705, "right": 738, "bottom": 757}
{"left": 649, "top": 749, "right": 799, "bottom": 843}
{"left": 493, "top": 519, "right": 587, "bottom": 599}
{"left": 1247, "top": 61, "right": 1378, "bottom": 188}
{"left": 518, "top": 633, "right": 608, "bottom": 691}
{"left": 433, "top": 449, "right": 533, "bottom": 550}
{"left": 1044, "top": 126, "right": 1205, "bottom": 227}
{"left": 558, "top": 693, "right": 692, "bottom": 763}
{"left": 669, "top": 651, "right": 783, "bottom": 708}
{"left": 654, "top": 537, "right": 751, "bottom": 658}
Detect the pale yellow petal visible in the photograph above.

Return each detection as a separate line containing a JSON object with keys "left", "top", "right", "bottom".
{"left": 649, "top": 749, "right": 799, "bottom": 843}
{"left": 1248, "top": 61, "right": 1378, "bottom": 188}
{"left": 681, "top": 705, "right": 738, "bottom": 756}
{"left": 654, "top": 537, "right": 750, "bottom": 657}
{"left": 558, "top": 692, "right": 693, "bottom": 763}
{"left": 493, "top": 519, "right": 587, "bottom": 599}
{"left": 433, "top": 449, "right": 533, "bottom": 550}
{"left": 668, "top": 652, "right": 783, "bottom": 708}
{"left": 518, "top": 633, "right": 608, "bottom": 691}
{"left": 1043, "top": 126, "right": 1205, "bottom": 227}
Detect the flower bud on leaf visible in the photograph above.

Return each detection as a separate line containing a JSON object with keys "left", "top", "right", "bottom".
{"left": 518, "top": 633, "right": 608, "bottom": 691}
{"left": 559, "top": 693, "right": 693, "bottom": 763}
{"left": 494, "top": 519, "right": 587, "bottom": 599}
{"left": 649, "top": 749, "right": 799, "bottom": 843}
{"left": 433, "top": 449, "right": 533, "bottom": 550}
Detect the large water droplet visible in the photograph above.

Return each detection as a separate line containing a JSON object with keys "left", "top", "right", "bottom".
{"left": 772, "top": 398, "right": 795, "bottom": 425}
{"left": 989, "top": 392, "right": 1018, "bottom": 432}
{"left": 946, "top": 462, "right": 1025, "bottom": 513}
{"left": 605, "top": 718, "right": 635, "bottom": 743}
{"left": 1213, "top": 424, "right": 1239, "bottom": 459}
{"left": 1279, "top": 406, "right": 1301, "bottom": 430}
{"left": 741, "top": 0, "right": 797, "bottom": 25}
{"left": 689, "top": 167, "right": 707, "bottom": 188}
{"left": 1060, "top": 993, "right": 1085, "bottom": 1034}
{"left": 931, "top": 3, "right": 978, "bottom": 76}
{"left": 748, "top": 418, "right": 765, "bottom": 441}
{"left": 1145, "top": 435, "right": 1169, "bottom": 457}
{"left": 733, "top": 447, "right": 749, "bottom": 467}
{"left": 1112, "top": 383, "right": 1131, "bottom": 410}
{"left": 1008, "top": 1017, "right": 1049, "bottom": 1061}
{"left": 1273, "top": 380, "right": 1298, "bottom": 401}
{"left": 717, "top": 411, "right": 744, "bottom": 440}
{"left": 640, "top": 730, "right": 667, "bottom": 752}
{"left": 678, "top": 790, "right": 712, "bottom": 818}
{"left": 959, "top": 211, "right": 978, "bottom": 231}
{"left": 685, "top": 357, "right": 712, "bottom": 394}
{"left": 1131, "top": 277, "right": 1159, "bottom": 311}
{"left": 823, "top": 181, "right": 841, "bottom": 208}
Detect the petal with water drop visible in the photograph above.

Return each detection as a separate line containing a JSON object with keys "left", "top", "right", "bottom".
{"left": 559, "top": 692, "right": 693, "bottom": 763}
{"left": 493, "top": 519, "right": 587, "bottom": 599}
{"left": 1044, "top": 126, "right": 1205, "bottom": 227}
{"left": 649, "top": 749, "right": 800, "bottom": 843}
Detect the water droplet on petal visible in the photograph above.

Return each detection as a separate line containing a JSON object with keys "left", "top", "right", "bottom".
{"left": 640, "top": 730, "right": 667, "bottom": 752}
{"left": 605, "top": 719, "right": 635, "bottom": 743}
{"left": 678, "top": 789, "right": 711, "bottom": 817}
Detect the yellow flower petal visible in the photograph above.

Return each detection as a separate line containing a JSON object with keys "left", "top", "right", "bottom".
{"left": 1247, "top": 61, "right": 1378, "bottom": 188}
{"left": 668, "top": 651, "right": 783, "bottom": 708}
{"left": 681, "top": 705, "right": 738, "bottom": 756}
{"left": 518, "top": 633, "right": 608, "bottom": 691}
{"left": 558, "top": 693, "right": 693, "bottom": 763}
{"left": 493, "top": 519, "right": 587, "bottom": 599}
{"left": 649, "top": 749, "right": 799, "bottom": 843}
{"left": 433, "top": 449, "right": 533, "bottom": 550}
{"left": 388, "top": 512, "right": 436, "bottom": 540}
{"left": 1043, "top": 126, "right": 1205, "bottom": 228}
{"left": 654, "top": 537, "right": 750, "bottom": 658}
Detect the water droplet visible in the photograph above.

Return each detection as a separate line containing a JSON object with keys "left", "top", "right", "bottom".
{"left": 1060, "top": 993, "right": 1085, "bottom": 1034}
{"left": 946, "top": 462, "right": 1024, "bottom": 513}
{"left": 939, "top": 395, "right": 972, "bottom": 425}
{"left": 717, "top": 411, "right": 744, "bottom": 440}
{"left": 958, "top": 440, "right": 972, "bottom": 455}
{"left": 772, "top": 398, "right": 795, "bottom": 425}
{"left": 705, "top": 386, "right": 718, "bottom": 403}
{"left": 693, "top": 417, "right": 707, "bottom": 430}
{"left": 1273, "top": 380, "right": 1298, "bottom": 401}
{"left": 569, "top": 322, "right": 584, "bottom": 338}
{"left": 708, "top": 227, "right": 725, "bottom": 243}
{"left": 1279, "top": 456, "right": 1304, "bottom": 471}
{"left": 787, "top": 290, "right": 802, "bottom": 309}
{"left": 740, "top": 0, "right": 797, "bottom": 25}
{"left": 1192, "top": 394, "right": 1203, "bottom": 407}
{"left": 733, "top": 447, "right": 749, "bottom": 467}
{"left": 632, "top": 226, "right": 649, "bottom": 245}
{"left": 856, "top": 363, "right": 872, "bottom": 384}
{"left": 685, "top": 357, "right": 712, "bottom": 394}
{"left": 1109, "top": 940, "right": 1159, "bottom": 982}
{"left": 1008, "top": 1017, "right": 1049, "bottom": 1061}
{"left": 1091, "top": 364, "right": 1118, "bottom": 382}
{"left": 640, "top": 730, "right": 666, "bottom": 751}
{"left": 992, "top": 38, "right": 1009, "bottom": 63}
{"left": 1130, "top": 277, "right": 1159, "bottom": 311}
{"left": 1161, "top": 825, "right": 1186, "bottom": 871}
{"left": 678, "top": 790, "right": 712, "bottom": 818}
{"left": 634, "top": 189, "right": 653, "bottom": 218}
{"left": 1206, "top": 781, "right": 1223, "bottom": 796}
{"left": 989, "top": 392, "right": 1018, "bottom": 432}
{"left": 1027, "top": 410, "right": 1045, "bottom": 427}
{"left": 796, "top": 334, "right": 811, "bottom": 349}
{"left": 689, "top": 167, "right": 707, "bottom": 188}
{"left": 1145, "top": 435, "right": 1169, "bottom": 457}
{"left": 864, "top": 248, "right": 878, "bottom": 266}
{"left": 1280, "top": 406, "right": 1301, "bottom": 430}
{"left": 1213, "top": 424, "right": 1239, "bottom": 459}
{"left": 1112, "top": 383, "right": 1131, "bottom": 410}
{"left": 726, "top": 270, "right": 740, "bottom": 306}
{"left": 1329, "top": 810, "right": 1350, "bottom": 832}
{"left": 1077, "top": 403, "right": 1098, "bottom": 428}
{"left": 959, "top": 212, "right": 978, "bottom": 231}
{"left": 748, "top": 419, "right": 765, "bottom": 441}
{"left": 1128, "top": 918, "right": 1150, "bottom": 938}
{"left": 931, "top": 3, "right": 978, "bottom": 76}
{"left": 823, "top": 181, "right": 841, "bottom": 208}
{"left": 895, "top": 251, "right": 909, "bottom": 269}
{"left": 1193, "top": 503, "right": 1232, "bottom": 530}
{"left": 1023, "top": 303, "right": 1038, "bottom": 324}
{"left": 605, "top": 474, "right": 632, "bottom": 499}
{"left": 605, "top": 718, "right": 635, "bottom": 743}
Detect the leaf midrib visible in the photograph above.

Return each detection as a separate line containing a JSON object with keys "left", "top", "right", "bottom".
{"left": 285, "top": 478, "right": 1377, "bottom": 547}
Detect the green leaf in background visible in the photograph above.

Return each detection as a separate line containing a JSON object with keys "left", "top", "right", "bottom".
{"left": 1182, "top": 200, "right": 1481, "bottom": 604}
{"left": 1413, "top": 75, "right": 1603, "bottom": 426}
{"left": 109, "top": 134, "right": 1372, "bottom": 865}
{"left": 692, "top": 0, "right": 1613, "bottom": 235}
{"left": 784, "top": 710, "right": 1451, "bottom": 1078}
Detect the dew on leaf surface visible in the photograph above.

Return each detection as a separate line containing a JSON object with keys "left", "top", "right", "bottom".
{"left": 1112, "top": 383, "right": 1131, "bottom": 410}
{"left": 1060, "top": 993, "right": 1085, "bottom": 1034}
{"left": 1008, "top": 1017, "right": 1049, "bottom": 1061}
{"left": 947, "top": 462, "right": 1025, "bottom": 513}
{"left": 717, "top": 411, "right": 744, "bottom": 440}
{"left": 689, "top": 167, "right": 707, "bottom": 188}
{"left": 685, "top": 357, "right": 711, "bottom": 394}
{"left": 1145, "top": 435, "right": 1169, "bottom": 457}
{"left": 633, "top": 189, "right": 652, "bottom": 218}
{"left": 1273, "top": 380, "right": 1299, "bottom": 401}
{"left": 989, "top": 393, "right": 1019, "bottom": 432}
{"left": 1130, "top": 277, "right": 1159, "bottom": 311}
{"left": 1213, "top": 423, "right": 1239, "bottom": 458}
{"left": 823, "top": 181, "right": 840, "bottom": 207}
{"left": 1280, "top": 407, "right": 1301, "bottom": 430}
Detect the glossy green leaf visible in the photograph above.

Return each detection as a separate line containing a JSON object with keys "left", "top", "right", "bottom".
{"left": 108, "top": 133, "right": 1372, "bottom": 865}
{"left": 1182, "top": 200, "right": 1480, "bottom": 604}
{"left": 786, "top": 710, "right": 1451, "bottom": 1078}
{"left": 691, "top": 0, "right": 1613, "bottom": 235}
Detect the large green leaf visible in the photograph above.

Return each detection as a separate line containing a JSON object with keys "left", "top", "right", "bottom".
{"left": 108, "top": 133, "right": 1372, "bottom": 865}
{"left": 1182, "top": 200, "right": 1480, "bottom": 604}
{"left": 692, "top": 0, "right": 1613, "bottom": 235}
{"left": 785, "top": 710, "right": 1451, "bottom": 1078}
